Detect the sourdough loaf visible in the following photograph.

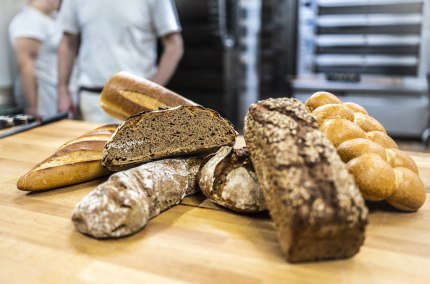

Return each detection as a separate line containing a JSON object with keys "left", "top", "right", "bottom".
{"left": 244, "top": 98, "right": 368, "bottom": 263}
{"left": 102, "top": 105, "right": 237, "bottom": 171}
{"left": 305, "top": 91, "right": 426, "bottom": 211}
{"left": 199, "top": 146, "right": 266, "bottom": 213}
{"left": 99, "top": 72, "right": 197, "bottom": 120}
{"left": 17, "top": 124, "right": 118, "bottom": 191}
{"left": 72, "top": 157, "right": 203, "bottom": 238}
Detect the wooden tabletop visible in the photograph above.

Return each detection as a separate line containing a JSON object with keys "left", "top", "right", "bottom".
{"left": 1, "top": 120, "right": 429, "bottom": 284}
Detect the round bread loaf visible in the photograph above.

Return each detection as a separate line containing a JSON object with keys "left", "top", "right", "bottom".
{"left": 306, "top": 91, "right": 426, "bottom": 211}
{"left": 199, "top": 146, "right": 265, "bottom": 213}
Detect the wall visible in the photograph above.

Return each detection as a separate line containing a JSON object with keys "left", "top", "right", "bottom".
{"left": 0, "top": 0, "right": 25, "bottom": 105}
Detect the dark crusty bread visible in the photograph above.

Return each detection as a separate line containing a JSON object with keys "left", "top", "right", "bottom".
{"left": 99, "top": 72, "right": 197, "bottom": 120}
{"left": 244, "top": 98, "right": 368, "bottom": 263}
{"left": 102, "top": 105, "right": 237, "bottom": 171}
{"left": 199, "top": 146, "right": 266, "bottom": 213}
{"left": 73, "top": 157, "right": 203, "bottom": 238}
{"left": 17, "top": 124, "right": 118, "bottom": 191}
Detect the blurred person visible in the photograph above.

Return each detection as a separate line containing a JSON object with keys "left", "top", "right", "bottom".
{"left": 9, "top": 0, "right": 61, "bottom": 118}
{"left": 57, "top": 0, "right": 183, "bottom": 123}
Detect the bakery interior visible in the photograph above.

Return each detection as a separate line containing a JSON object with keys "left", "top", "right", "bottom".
{"left": 1, "top": 0, "right": 430, "bottom": 150}
{"left": 1, "top": 1, "right": 430, "bottom": 283}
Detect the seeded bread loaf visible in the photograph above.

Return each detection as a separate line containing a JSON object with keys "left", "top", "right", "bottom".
{"left": 17, "top": 124, "right": 118, "bottom": 191}
{"left": 244, "top": 98, "right": 368, "bottom": 263}
{"left": 305, "top": 91, "right": 426, "bottom": 211}
{"left": 72, "top": 157, "right": 203, "bottom": 238}
{"left": 199, "top": 146, "right": 266, "bottom": 212}
{"left": 99, "top": 72, "right": 197, "bottom": 120}
{"left": 102, "top": 105, "right": 237, "bottom": 171}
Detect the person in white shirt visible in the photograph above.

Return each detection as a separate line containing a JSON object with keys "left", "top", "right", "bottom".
{"left": 57, "top": 0, "right": 184, "bottom": 123}
{"left": 9, "top": 0, "right": 61, "bottom": 118}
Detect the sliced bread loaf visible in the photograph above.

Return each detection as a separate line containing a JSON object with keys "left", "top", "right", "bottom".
{"left": 102, "top": 106, "right": 237, "bottom": 171}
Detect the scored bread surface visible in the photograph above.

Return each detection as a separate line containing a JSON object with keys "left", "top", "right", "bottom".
{"left": 102, "top": 105, "right": 237, "bottom": 171}
{"left": 244, "top": 98, "right": 368, "bottom": 263}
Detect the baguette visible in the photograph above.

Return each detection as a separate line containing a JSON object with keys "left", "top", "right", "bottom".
{"left": 17, "top": 124, "right": 118, "bottom": 191}
{"left": 72, "top": 157, "right": 203, "bottom": 238}
{"left": 199, "top": 146, "right": 266, "bottom": 213}
{"left": 305, "top": 92, "right": 426, "bottom": 211}
{"left": 102, "top": 105, "right": 237, "bottom": 171}
{"left": 244, "top": 98, "right": 368, "bottom": 263}
{"left": 99, "top": 72, "right": 197, "bottom": 120}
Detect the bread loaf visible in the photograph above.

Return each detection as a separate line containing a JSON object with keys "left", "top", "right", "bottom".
{"left": 72, "top": 157, "right": 203, "bottom": 238}
{"left": 17, "top": 124, "right": 118, "bottom": 191}
{"left": 199, "top": 146, "right": 266, "bottom": 213}
{"left": 99, "top": 72, "right": 197, "bottom": 120}
{"left": 244, "top": 98, "right": 368, "bottom": 263}
{"left": 102, "top": 105, "right": 237, "bottom": 171}
{"left": 305, "top": 92, "right": 426, "bottom": 211}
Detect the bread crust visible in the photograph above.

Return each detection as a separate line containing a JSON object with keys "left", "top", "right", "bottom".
{"left": 244, "top": 98, "right": 368, "bottom": 263}
{"left": 306, "top": 91, "right": 426, "bottom": 211}
{"left": 99, "top": 72, "right": 197, "bottom": 120}
{"left": 17, "top": 124, "right": 117, "bottom": 191}
{"left": 199, "top": 146, "right": 265, "bottom": 213}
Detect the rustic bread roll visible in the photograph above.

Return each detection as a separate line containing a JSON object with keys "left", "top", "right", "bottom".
{"left": 17, "top": 124, "right": 118, "bottom": 191}
{"left": 102, "top": 105, "right": 237, "bottom": 171}
{"left": 199, "top": 146, "right": 265, "bottom": 213}
{"left": 72, "top": 157, "right": 203, "bottom": 238}
{"left": 99, "top": 72, "right": 197, "bottom": 120}
{"left": 244, "top": 98, "right": 368, "bottom": 263}
{"left": 306, "top": 91, "right": 426, "bottom": 211}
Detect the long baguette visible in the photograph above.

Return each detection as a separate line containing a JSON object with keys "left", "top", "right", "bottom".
{"left": 99, "top": 72, "right": 198, "bottom": 120}
{"left": 17, "top": 124, "right": 118, "bottom": 191}
{"left": 72, "top": 157, "right": 203, "bottom": 238}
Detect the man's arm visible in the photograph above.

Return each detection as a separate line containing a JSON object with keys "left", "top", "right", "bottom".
{"left": 58, "top": 33, "right": 79, "bottom": 113}
{"left": 14, "top": 38, "right": 41, "bottom": 118}
{"left": 150, "top": 32, "right": 184, "bottom": 86}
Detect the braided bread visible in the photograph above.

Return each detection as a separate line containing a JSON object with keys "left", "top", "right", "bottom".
{"left": 305, "top": 91, "right": 426, "bottom": 211}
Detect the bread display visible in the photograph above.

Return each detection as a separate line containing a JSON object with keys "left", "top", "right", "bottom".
{"left": 244, "top": 98, "right": 368, "bottom": 263}
{"left": 305, "top": 91, "right": 426, "bottom": 211}
{"left": 17, "top": 124, "right": 118, "bottom": 191}
{"left": 99, "top": 71, "right": 197, "bottom": 120}
{"left": 102, "top": 105, "right": 237, "bottom": 171}
{"left": 72, "top": 157, "right": 203, "bottom": 238}
{"left": 199, "top": 146, "right": 266, "bottom": 213}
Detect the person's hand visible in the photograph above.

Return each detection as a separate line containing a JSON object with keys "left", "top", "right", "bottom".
{"left": 25, "top": 105, "right": 40, "bottom": 120}
{"left": 58, "top": 85, "right": 76, "bottom": 118}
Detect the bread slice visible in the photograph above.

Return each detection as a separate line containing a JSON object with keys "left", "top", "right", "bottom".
{"left": 102, "top": 106, "right": 237, "bottom": 171}
{"left": 17, "top": 124, "right": 118, "bottom": 191}
{"left": 244, "top": 98, "right": 368, "bottom": 263}
{"left": 99, "top": 72, "right": 197, "bottom": 120}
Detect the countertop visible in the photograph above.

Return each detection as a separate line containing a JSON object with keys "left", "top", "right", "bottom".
{"left": 1, "top": 120, "right": 430, "bottom": 284}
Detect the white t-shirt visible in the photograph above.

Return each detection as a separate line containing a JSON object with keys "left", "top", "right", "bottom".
{"left": 58, "top": 0, "right": 181, "bottom": 88}
{"left": 9, "top": 6, "right": 62, "bottom": 115}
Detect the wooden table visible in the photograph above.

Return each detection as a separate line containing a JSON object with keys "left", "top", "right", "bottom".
{"left": 1, "top": 120, "right": 429, "bottom": 284}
